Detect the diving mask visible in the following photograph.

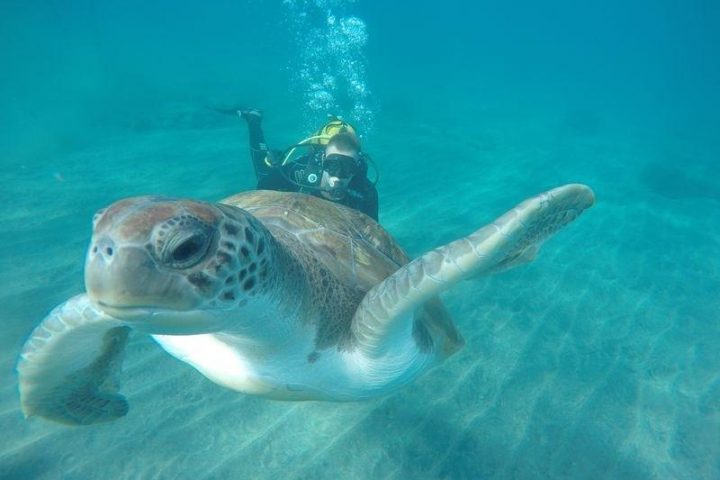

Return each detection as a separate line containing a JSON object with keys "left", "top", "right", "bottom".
{"left": 323, "top": 153, "right": 359, "bottom": 179}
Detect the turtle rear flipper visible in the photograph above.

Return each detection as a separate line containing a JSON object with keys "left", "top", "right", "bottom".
{"left": 353, "top": 184, "right": 596, "bottom": 358}
{"left": 17, "top": 294, "right": 130, "bottom": 425}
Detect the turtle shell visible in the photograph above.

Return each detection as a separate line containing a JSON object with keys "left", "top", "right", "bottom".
{"left": 221, "top": 190, "right": 409, "bottom": 292}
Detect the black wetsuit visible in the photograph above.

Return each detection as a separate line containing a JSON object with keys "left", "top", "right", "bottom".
{"left": 244, "top": 115, "right": 379, "bottom": 221}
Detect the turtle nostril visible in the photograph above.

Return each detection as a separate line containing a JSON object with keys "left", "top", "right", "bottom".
{"left": 93, "top": 237, "right": 116, "bottom": 260}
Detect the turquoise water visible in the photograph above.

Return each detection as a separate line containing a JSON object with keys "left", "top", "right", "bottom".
{"left": 2, "top": 1, "right": 719, "bottom": 478}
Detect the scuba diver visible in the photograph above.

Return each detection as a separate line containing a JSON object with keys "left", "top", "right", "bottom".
{"left": 237, "top": 109, "right": 379, "bottom": 221}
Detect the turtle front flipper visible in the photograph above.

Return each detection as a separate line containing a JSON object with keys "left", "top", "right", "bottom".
{"left": 17, "top": 294, "right": 131, "bottom": 425}
{"left": 352, "top": 184, "right": 595, "bottom": 358}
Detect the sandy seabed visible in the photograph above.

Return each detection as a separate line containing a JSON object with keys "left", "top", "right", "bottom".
{"left": 1, "top": 102, "right": 719, "bottom": 479}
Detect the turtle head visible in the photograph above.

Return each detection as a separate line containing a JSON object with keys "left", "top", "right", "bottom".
{"left": 86, "top": 196, "right": 273, "bottom": 334}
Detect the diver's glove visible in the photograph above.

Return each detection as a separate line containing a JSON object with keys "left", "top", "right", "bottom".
{"left": 238, "top": 108, "right": 263, "bottom": 123}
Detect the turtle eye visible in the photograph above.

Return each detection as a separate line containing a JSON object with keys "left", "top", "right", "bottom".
{"left": 155, "top": 217, "right": 214, "bottom": 269}
{"left": 170, "top": 234, "right": 207, "bottom": 265}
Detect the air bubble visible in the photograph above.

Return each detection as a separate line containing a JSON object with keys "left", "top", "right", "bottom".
{"left": 283, "top": 0, "right": 374, "bottom": 131}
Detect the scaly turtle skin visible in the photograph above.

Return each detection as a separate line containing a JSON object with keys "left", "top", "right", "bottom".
{"left": 17, "top": 185, "right": 595, "bottom": 425}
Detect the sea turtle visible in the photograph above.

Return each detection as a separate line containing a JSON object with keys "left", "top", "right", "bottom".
{"left": 18, "top": 184, "right": 594, "bottom": 425}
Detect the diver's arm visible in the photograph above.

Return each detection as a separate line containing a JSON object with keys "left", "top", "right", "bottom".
{"left": 238, "top": 111, "right": 274, "bottom": 180}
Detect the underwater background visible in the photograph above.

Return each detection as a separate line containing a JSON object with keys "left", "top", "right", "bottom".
{"left": 1, "top": 0, "right": 719, "bottom": 478}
